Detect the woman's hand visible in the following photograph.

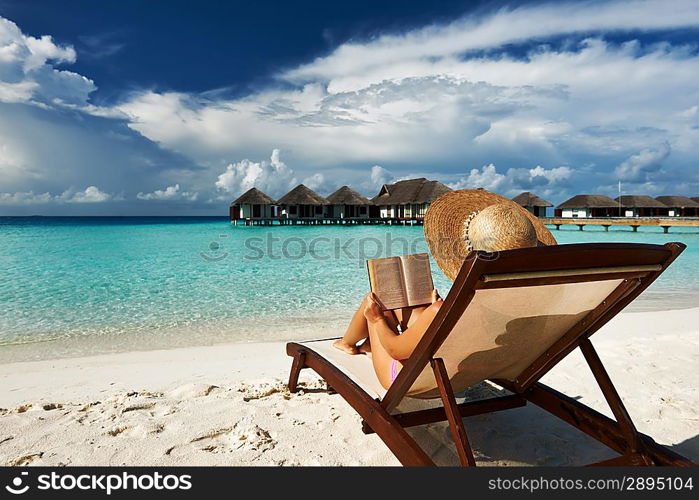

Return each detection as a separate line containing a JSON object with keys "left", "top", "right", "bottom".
{"left": 363, "top": 293, "right": 386, "bottom": 324}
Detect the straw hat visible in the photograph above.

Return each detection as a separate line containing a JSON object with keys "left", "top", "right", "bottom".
{"left": 424, "top": 189, "right": 557, "bottom": 281}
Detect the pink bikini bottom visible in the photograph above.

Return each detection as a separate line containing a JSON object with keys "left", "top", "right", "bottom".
{"left": 390, "top": 359, "right": 400, "bottom": 383}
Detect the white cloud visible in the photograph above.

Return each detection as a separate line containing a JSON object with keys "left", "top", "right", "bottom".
{"left": 300, "top": 173, "right": 334, "bottom": 195}
{"left": 23, "top": 34, "right": 76, "bottom": 70}
{"left": 370, "top": 165, "right": 395, "bottom": 187}
{"left": 450, "top": 164, "right": 506, "bottom": 191}
{"left": 0, "top": 190, "right": 53, "bottom": 205}
{"left": 678, "top": 105, "right": 698, "bottom": 119}
{"left": 214, "top": 150, "right": 368, "bottom": 198}
{"left": 112, "top": 36, "right": 699, "bottom": 179}
{"left": 0, "top": 17, "right": 95, "bottom": 108}
{"left": 137, "top": 184, "right": 198, "bottom": 201}
{"left": 0, "top": 186, "right": 113, "bottom": 205}
{"left": 0, "top": 98, "right": 202, "bottom": 196}
{"left": 449, "top": 163, "right": 573, "bottom": 197}
{"left": 0, "top": 80, "right": 36, "bottom": 103}
{"left": 60, "top": 186, "right": 112, "bottom": 203}
{"left": 3, "top": 1, "right": 699, "bottom": 213}
{"left": 215, "top": 149, "right": 298, "bottom": 198}
{"left": 284, "top": 0, "right": 699, "bottom": 86}
{"left": 115, "top": 77, "right": 532, "bottom": 168}
{"left": 354, "top": 165, "right": 396, "bottom": 195}
{"left": 614, "top": 143, "right": 671, "bottom": 182}
{"left": 529, "top": 166, "right": 572, "bottom": 184}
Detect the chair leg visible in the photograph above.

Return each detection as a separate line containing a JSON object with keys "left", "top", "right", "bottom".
{"left": 513, "top": 381, "right": 695, "bottom": 466}
{"left": 579, "top": 338, "right": 652, "bottom": 463}
{"left": 431, "top": 358, "right": 477, "bottom": 466}
{"left": 286, "top": 342, "right": 434, "bottom": 465}
{"left": 288, "top": 350, "right": 306, "bottom": 393}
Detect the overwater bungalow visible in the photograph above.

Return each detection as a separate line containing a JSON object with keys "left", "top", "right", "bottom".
{"left": 325, "top": 186, "right": 372, "bottom": 219}
{"left": 614, "top": 195, "right": 667, "bottom": 217}
{"left": 511, "top": 192, "right": 552, "bottom": 218}
{"left": 655, "top": 196, "right": 699, "bottom": 217}
{"left": 371, "top": 178, "right": 452, "bottom": 219}
{"left": 229, "top": 187, "right": 277, "bottom": 221}
{"left": 277, "top": 184, "right": 328, "bottom": 219}
{"left": 555, "top": 194, "right": 619, "bottom": 218}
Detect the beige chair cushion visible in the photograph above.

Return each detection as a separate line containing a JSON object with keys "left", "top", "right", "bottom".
{"left": 407, "top": 278, "right": 623, "bottom": 398}
{"left": 299, "top": 338, "right": 388, "bottom": 400}
{"left": 302, "top": 278, "right": 623, "bottom": 401}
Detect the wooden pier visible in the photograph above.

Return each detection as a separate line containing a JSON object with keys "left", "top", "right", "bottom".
{"left": 547, "top": 217, "right": 699, "bottom": 233}
{"left": 231, "top": 217, "right": 425, "bottom": 227}
{"left": 232, "top": 216, "right": 699, "bottom": 232}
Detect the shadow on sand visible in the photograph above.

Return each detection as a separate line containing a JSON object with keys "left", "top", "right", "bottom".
{"left": 395, "top": 382, "right": 697, "bottom": 466}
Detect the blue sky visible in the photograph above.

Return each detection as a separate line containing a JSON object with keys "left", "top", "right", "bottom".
{"left": 1, "top": 0, "right": 698, "bottom": 215}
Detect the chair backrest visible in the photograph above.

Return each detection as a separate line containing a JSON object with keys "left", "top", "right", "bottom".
{"left": 382, "top": 242, "right": 684, "bottom": 408}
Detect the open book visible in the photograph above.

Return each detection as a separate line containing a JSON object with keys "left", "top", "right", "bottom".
{"left": 367, "top": 253, "right": 434, "bottom": 310}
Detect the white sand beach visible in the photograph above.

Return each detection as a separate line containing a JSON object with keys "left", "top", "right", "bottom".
{"left": 0, "top": 307, "right": 697, "bottom": 466}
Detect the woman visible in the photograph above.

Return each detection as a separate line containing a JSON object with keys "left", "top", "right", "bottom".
{"left": 332, "top": 189, "right": 558, "bottom": 389}
{"left": 333, "top": 289, "right": 444, "bottom": 389}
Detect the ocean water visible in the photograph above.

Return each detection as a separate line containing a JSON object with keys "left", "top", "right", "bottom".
{"left": 0, "top": 217, "right": 697, "bottom": 362}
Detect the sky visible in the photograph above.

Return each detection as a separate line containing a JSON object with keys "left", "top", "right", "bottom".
{"left": 0, "top": 0, "right": 698, "bottom": 215}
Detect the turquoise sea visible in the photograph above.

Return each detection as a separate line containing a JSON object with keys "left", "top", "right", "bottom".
{"left": 1, "top": 217, "right": 697, "bottom": 362}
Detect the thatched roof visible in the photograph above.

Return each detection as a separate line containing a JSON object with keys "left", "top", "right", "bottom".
{"left": 276, "top": 184, "right": 327, "bottom": 205}
{"left": 231, "top": 187, "right": 276, "bottom": 206}
{"left": 325, "top": 186, "right": 371, "bottom": 205}
{"left": 692, "top": 197, "right": 699, "bottom": 204}
{"left": 556, "top": 194, "right": 618, "bottom": 209}
{"left": 371, "top": 178, "right": 452, "bottom": 205}
{"left": 614, "top": 195, "right": 667, "bottom": 208}
{"left": 512, "top": 192, "right": 552, "bottom": 207}
{"left": 655, "top": 196, "right": 699, "bottom": 208}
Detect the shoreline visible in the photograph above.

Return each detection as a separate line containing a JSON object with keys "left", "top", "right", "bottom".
{"left": 1, "top": 297, "right": 696, "bottom": 365}
{"left": 0, "top": 307, "right": 697, "bottom": 466}
{"left": 0, "top": 313, "right": 352, "bottom": 365}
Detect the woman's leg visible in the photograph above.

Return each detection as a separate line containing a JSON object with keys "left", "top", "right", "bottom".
{"left": 333, "top": 296, "right": 370, "bottom": 354}
{"left": 368, "top": 290, "right": 443, "bottom": 388}
{"left": 366, "top": 312, "right": 401, "bottom": 389}
{"left": 333, "top": 295, "right": 400, "bottom": 354}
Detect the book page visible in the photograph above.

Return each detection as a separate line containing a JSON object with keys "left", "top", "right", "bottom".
{"left": 368, "top": 257, "right": 408, "bottom": 310}
{"left": 400, "top": 253, "right": 434, "bottom": 307}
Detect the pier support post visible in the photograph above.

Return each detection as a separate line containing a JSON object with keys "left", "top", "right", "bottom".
{"left": 555, "top": 224, "right": 560, "bottom": 230}
{"left": 577, "top": 224, "right": 584, "bottom": 231}
{"left": 631, "top": 226, "right": 638, "bottom": 232}
{"left": 602, "top": 225, "right": 610, "bottom": 232}
{"left": 661, "top": 226, "right": 670, "bottom": 234}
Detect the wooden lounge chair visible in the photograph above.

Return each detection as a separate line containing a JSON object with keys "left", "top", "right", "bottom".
{"left": 286, "top": 242, "right": 696, "bottom": 466}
